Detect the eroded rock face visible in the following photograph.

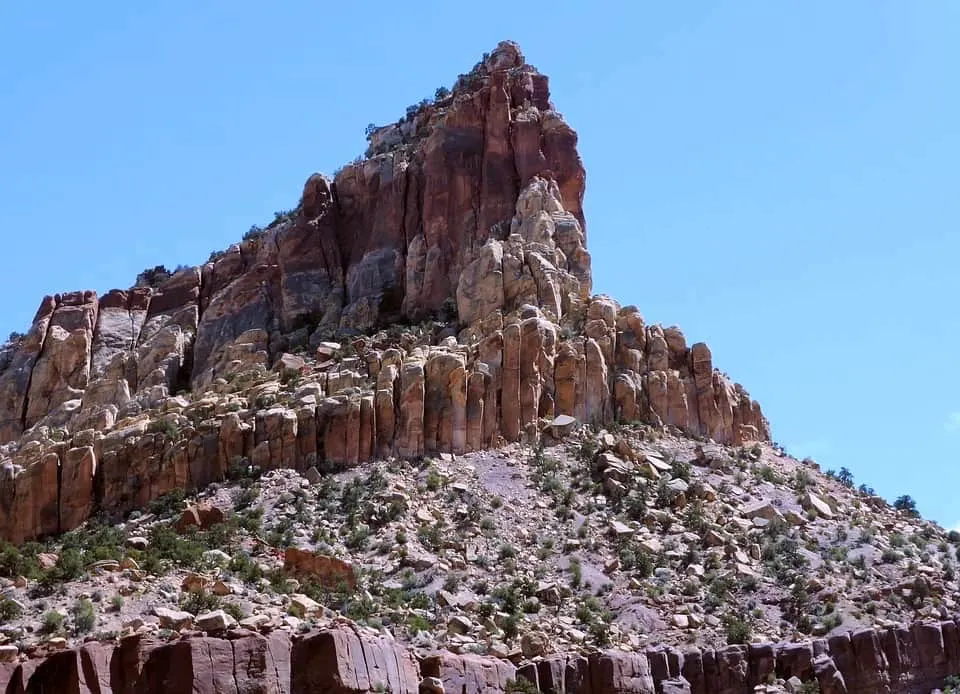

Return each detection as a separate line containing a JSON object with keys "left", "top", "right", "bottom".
{"left": 0, "top": 41, "right": 770, "bottom": 543}
{"left": 4, "top": 619, "right": 960, "bottom": 693}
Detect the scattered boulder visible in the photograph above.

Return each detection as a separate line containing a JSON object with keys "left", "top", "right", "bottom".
{"left": 803, "top": 491, "right": 834, "bottom": 519}
{"left": 196, "top": 609, "right": 237, "bottom": 632}
{"left": 549, "top": 414, "right": 578, "bottom": 438}
{"left": 304, "top": 466, "right": 322, "bottom": 485}
{"left": 174, "top": 503, "right": 226, "bottom": 533}
{"left": 284, "top": 547, "right": 356, "bottom": 591}
{"left": 520, "top": 630, "right": 549, "bottom": 658}
{"left": 288, "top": 594, "right": 321, "bottom": 618}
{"left": 276, "top": 353, "right": 307, "bottom": 380}
{"left": 740, "top": 500, "right": 783, "bottom": 522}
{"left": 154, "top": 607, "right": 194, "bottom": 630}
{"left": 126, "top": 535, "right": 149, "bottom": 550}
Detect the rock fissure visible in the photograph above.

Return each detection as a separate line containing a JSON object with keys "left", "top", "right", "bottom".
{"left": 16, "top": 299, "right": 56, "bottom": 438}
{"left": 229, "top": 639, "right": 241, "bottom": 694}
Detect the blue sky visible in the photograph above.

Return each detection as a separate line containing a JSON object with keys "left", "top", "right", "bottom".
{"left": 1, "top": 2, "right": 958, "bottom": 525}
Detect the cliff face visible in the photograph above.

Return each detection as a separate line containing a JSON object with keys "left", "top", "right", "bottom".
{"left": 0, "top": 41, "right": 768, "bottom": 543}
{"left": 5, "top": 618, "right": 960, "bottom": 694}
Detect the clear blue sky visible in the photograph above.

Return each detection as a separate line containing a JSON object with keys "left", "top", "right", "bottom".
{"left": 1, "top": 2, "right": 958, "bottom": 525}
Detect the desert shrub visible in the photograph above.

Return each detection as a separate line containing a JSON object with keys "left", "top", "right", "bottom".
{"left": 61, "top": 522, "right": 126, "bottom": 563}
{"left": 725, "top": 614, "right": 752, "bottom": 644}
{"left": 757, "top": 465, "right": 781, "bottom": 484}
{"left": 0, "top": 541, "right": 42, "bottom": 579}
{"left": 228, "top": 551, "right": 264, "bottom": 584}
{"left": 222, "top": 602, "right": 243, "bottom": 621}
{"left": 143, "top": 524, "right": 205, "bottom": 571}
{"left": 148, "top": 418, "right": 181, "bottom": 442}
{"left": 41, "top": 548, "right": 85, "bottom": 586}
{"left": 244, "top": 225, "right": 265, "bottom": 241}
{"left": 180, "top": 590, "right": 221, "bottom": 615}
{"left": 149, "top": 489, "right": 187, "bottom": 518}
{"left": 135, "top": 265, "right": 172, "bottom": 288}
{"left": 417, "top": 522, "right": 444, "bottom": 552}
{"left": 0, "top": 597, "right": 22, "bottom": 622}
{"left": 40, "top": 610, "right": 65, "bottom": 634}
{"left": 893, "top": 495, "right": 918, "bottom": 515}
{"left": 505, "top": 678, "right": 540, "bottom": 694}
{"left": 71, "top": 598, "right": 96, "bottom": 634}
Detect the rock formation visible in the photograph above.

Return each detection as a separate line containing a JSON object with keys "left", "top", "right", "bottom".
{"left": 4, "top": 619, "right": 960, "bottom": 693}
{"left": 0, "top": 41, "right": 768, "bottom": 544}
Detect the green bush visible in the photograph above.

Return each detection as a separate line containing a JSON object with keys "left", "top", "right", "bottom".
{"left": 145, "top": 524, "right": 204, "bottom": 570}
{"left": 71, "top": 598, "right": 96, "bottom": 634}
{"left": 180, "top": 590, "right": 221, "bottom": 615}
{"left": 228, "top": 551, "right": 264, "bottom": 585}
{"left": 893, "top": 495, "right": 918, "bottom": 516}
{"left": 40, "top": 610, "right": 65, "bottom": 634}
{"left": 0, "top": 597, "right": 23, "bottom": 622}
{"left": 0, "top": 541, "right": 42, "bottom": 579}
{"left": 244, "top": 225, "right": 265, "bottom": 241}
{"left": 725, "top": 614, "right": 752, "bottom": 644}
{"left": 148, "top": 418, "right": 181, "bottom": 443}
{"left": 505, "top": 678, "right": 540, "bottom": 694}
{"left": 149, "top": 489, "right": 187, "bottom": 518}
{"left": 63, "top": 523, "right": 126, "bottom": 563}
{"left": 38, "top": 548, "right": 85, "bottom": 590}
{"left": 222, "top": 602, "right": 243, "bottom": 621}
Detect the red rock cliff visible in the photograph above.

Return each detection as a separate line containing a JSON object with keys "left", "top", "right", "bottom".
{"left": 0, "top": 41, "right": 769, "bottom": 543}
{"left": 4, "top": 619, "right": 960, "bottom": 693}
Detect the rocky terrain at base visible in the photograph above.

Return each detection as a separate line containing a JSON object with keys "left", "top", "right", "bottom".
{"left": 0, "top": 41, "right": 957, "bottom": 694}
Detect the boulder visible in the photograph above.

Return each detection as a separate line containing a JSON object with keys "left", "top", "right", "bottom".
{"left": 195, "top": 609, "right": 237, "bottom": 632}
{"left": 174, "top": 503, "right": 225, "bottom": 533}
{"left": 284, "top": 548, "right": 356, "bottom": 591}
{"left": 154, "top": 607, "right": 194, "bottom": 631}
{"left": 549, "top": 413, "right": 578, "bottom": 437}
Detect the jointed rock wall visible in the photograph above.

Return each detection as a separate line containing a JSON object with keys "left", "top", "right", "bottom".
{"left": 4, "top": 619, "right": 960, "bottom": 693}
{"left": 0, "top": 41, "right": 768, "bottom": 543}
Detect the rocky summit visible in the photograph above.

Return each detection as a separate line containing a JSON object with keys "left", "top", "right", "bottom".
{"left": 0, "top": 41, "right": 955, "bottom": 694}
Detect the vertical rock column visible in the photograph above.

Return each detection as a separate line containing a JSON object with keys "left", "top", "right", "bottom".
{"left": 396, "top": 354, "right": 425, "bottom": 458}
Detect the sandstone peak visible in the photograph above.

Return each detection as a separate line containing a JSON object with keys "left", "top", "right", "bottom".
{"left": 0, "top": 43, "right": 768, "bottom": 543}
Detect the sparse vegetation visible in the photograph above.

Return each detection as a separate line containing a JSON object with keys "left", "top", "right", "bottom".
{"left": 180, "top": 590, "right": 221, "bottom": 616}
{"left": 0, "top": 370, "right": 949, "bottom": 679}
{"left": 40, "top": 610, "right": 65, "bottom": 634}
{"left": 894, "top": 495, "right": 919, "bottom": 516}
{"left": 71, "top": 598, "right": 96, "bottom": 634}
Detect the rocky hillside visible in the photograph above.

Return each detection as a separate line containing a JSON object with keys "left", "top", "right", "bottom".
{"left": 0, "top": 41, "right": 957, "bottom": 694}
